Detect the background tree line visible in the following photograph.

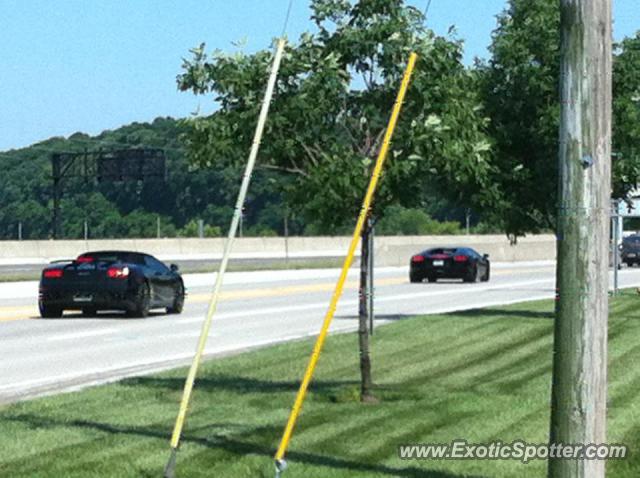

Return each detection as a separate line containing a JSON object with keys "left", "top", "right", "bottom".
{"left": 0, "top": 116, "right": 482, "bottom": 240}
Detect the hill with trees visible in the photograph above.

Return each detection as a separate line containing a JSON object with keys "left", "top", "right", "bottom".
{"left": 0, "top": 116, "right": 471, "bottom": 239}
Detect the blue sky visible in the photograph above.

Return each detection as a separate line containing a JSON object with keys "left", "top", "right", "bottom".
{"left": 0, "top": 0, "right": 637, "bottom": 151}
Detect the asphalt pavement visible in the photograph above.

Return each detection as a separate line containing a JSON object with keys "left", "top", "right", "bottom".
{"left": 1, "top": 261, "right": 638, "bottom": 404}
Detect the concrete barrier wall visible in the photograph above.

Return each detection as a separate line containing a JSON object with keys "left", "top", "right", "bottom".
{"left": 375, "top": 235, "right": 556, "bottom": 266}
{"left": 0, "top": 235, "right": 556, "bottom": 266}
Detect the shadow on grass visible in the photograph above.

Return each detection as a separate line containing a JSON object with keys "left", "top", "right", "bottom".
{"left": 447, "top": 308, "right": 554, "bottom": 320}
{"left": 334, "top": 314, "right": 418, "bottom": 322}
{"left": 3, "top": 413, "right": 481, "bottom": 478}
{"left": 120, "top": 375, "right": 361, "bottom": 396}
{"left": 336, "top": 308, "right": 555, "bottom": 323}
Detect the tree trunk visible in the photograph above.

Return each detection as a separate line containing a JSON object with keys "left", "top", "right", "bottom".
{"left": 358, "top": 222, "right": 375, "bottom": 402}
{"left": 549, "top": 1, "right": 612, "bottom": 477}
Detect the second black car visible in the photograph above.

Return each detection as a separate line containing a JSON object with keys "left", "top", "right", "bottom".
{"left": 410, "top": 247, "right": 490, "bottom": 283}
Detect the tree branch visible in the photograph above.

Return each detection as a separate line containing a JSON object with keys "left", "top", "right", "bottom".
{"left": 368, "top": 127, "right": 386, "bottom": 157}
{"left": 259, "top": 163, "right": 308, "bottom": 177}
{"left": 298, "top": 140, "right": 320, "bottom": 168}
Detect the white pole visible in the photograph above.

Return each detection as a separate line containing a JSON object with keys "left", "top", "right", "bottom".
{"left": 165, "top": 38, "right": 287, "bottom": 474}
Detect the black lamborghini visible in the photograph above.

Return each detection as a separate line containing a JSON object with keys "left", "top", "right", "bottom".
{"left": 39, "top": 251, "right": 185, "bottom": 318}
{"left": 410, "top": 247, "right": 490, "bottom": 283}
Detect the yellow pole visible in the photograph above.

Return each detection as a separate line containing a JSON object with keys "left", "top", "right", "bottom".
{"left": 274, "top": 52, "right": 418, "bottom": 471}
{"left": 164, "top": 38, "right": 287, "bottom": 478}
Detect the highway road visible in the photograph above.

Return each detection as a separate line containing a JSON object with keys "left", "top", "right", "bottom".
{"left": 1, "top": 261, "right": 638, "bottom": 404}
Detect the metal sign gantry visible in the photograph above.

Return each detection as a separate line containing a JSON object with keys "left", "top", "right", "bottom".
{"left": 50, "top": 148, "right": 166, "bottom": 238}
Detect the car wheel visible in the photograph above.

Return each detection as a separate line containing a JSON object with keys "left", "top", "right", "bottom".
{"left": 409, "top": 272, "right": 422, "bottom": 283}
{"left": 427, "top": 275, "right": 437, "bottom": 283}
{"left": 128, "top": 282, "right": 150, "bottom": 318}
{"left": 463, "top": 266, "right": 478, "bottom": 283}
{"left": 39, "top": 303, "right": 63, "bottom": 318}
{"left": 481, "top": 264, "right": 490, "bottom": 282}
{"left": 167, "top": 282, "right": 185, "bottom": 314}
{"left": 82, "top": 307, "right": 97, "bottom": 317}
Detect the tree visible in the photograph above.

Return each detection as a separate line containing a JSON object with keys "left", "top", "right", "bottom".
{"left": 612, "top": 33, "right": 640, "bottom": 199}
{"left": 481, "top": 0, "right": 561, "bottom": 237}
{"left": 178, "top": 0, "right": 494, "bottom": 399}
{"left": 376, "top": 205, "right": 462, "bottom": 234}
{"left": 481, "top": 0, "right": 640, "bottom": 236}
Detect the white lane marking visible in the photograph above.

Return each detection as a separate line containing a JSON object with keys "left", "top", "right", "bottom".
{"left": 0, "top": 331, "right": 341, "bottom": 393}
{"left": 45, "top": 328, "right": 121, "bottom": 342}
{"left": 375, "top": 278, "right": 553, "bottom": 304}
{"left": 180, "top": 301, "right": 340, "bottom": 325}
{"left": 181, "top": 278, "right": 554, "bottom": 323}
{"left": 0, "top": 273, "right": 620, "bottom": 346}
{"left": 0, "top": 261, "right": 556, "bottom": 300}
{"left": 33, "top": 278, "right": 555, "bottom": 344}
{"left": 6, "top": 275, "right": 640, "bottom": 398}
{"left": 0, "top": 292, "right": 554, "bottom": 395}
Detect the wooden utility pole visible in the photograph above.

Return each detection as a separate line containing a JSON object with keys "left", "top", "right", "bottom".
{"left": 549, "top": 1, "right": 612, "bottom": 477}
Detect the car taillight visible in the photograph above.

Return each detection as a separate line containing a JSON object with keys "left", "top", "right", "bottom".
{"left": 453, "top": 255, "right": 468, "bottom": 262}
{"left": 43, "top": 269, "right": 63, "bottom": 278}
{"left": 412, "top": 255, "right": 425, "bottom": 263}
{"left": 107, "top": 266, "right": 130, "bottom": 279}
{"left": 76, "top": 256, "right": 94, "bottom": 263}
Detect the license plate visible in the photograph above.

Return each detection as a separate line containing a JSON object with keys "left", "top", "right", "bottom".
{"left": 73, "top": 295, "right": 93, "bottom": 303}
{"left": 433, "top": 260, "right": 444, "bottom": 266}
{"left": 628, "top": 253, "right": 636, "bottom": 258}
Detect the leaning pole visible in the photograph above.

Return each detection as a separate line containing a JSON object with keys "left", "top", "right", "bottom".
{"left": 273, "top": 51, "right": 418, "bottom": 478}
{"left": 163, "top": 38, "right": 286, "bottom": 478}
{"left": 549, "top": 1, "right": 612, "bottom": 477}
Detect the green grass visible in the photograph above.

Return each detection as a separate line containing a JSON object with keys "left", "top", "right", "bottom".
{"left": 0, "top": 272, "right": 44, "bottom": 282}
{"left": 1, "top": 294, "right": 640, "bottom": 477}
{"left": 184, "top": 257, "right": 345, "bottom": 274}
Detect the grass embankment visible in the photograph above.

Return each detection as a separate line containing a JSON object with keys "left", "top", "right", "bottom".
{"left": 1, "top": 294, "right": 639, "bottom": 477}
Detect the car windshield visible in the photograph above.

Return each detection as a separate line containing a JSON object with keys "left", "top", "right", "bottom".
{"left": 623, "top": 237, "right": 640, "bottom": 246}
{"left": 427, "top": 248, "right": 457, "bottom": 255}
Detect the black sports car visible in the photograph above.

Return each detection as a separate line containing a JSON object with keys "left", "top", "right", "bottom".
{"left": 410, "top": 247, "right": 490, "bottom": 283}
{"left": 39, "top": 251, "right": 185, "bottom": 318}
